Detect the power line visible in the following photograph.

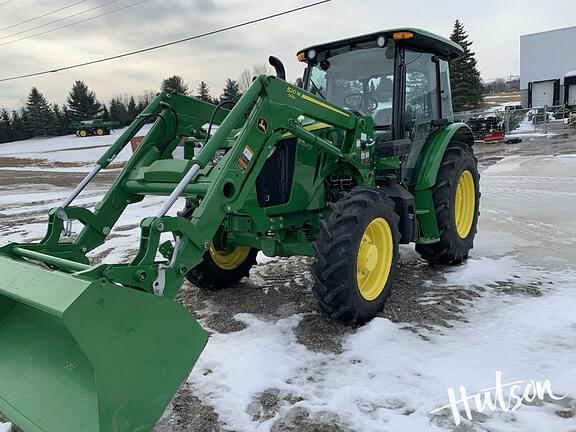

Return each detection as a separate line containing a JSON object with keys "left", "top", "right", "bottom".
{"left": 0, "top": 0, "right": 332, "bottom": 83}
{"left": 0, "top": 0, "right": 17, "bottom": 7}
{"left": 0, "top": 0, "right": 89, "bottom": 33}
{"left": 0, "top": 0, "right": 121, "bottom": 42}
{"left": 0, "top": 0, "right": 143, "bottom": 47}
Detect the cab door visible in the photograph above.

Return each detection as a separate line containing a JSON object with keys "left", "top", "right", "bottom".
{"left": 398, "top": 49, "right": 442, "bottom": 184}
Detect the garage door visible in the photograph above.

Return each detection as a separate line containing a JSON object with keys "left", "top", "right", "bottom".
{"left": 568, "top": 85, "right": 576, "bottom": 106}
{"left": 531, "top": 81, "right": 555, "bottom": 107}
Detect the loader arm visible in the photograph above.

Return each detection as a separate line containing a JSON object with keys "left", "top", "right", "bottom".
{"left": 0, "top": 76, "right": 373, "bottom": 432}
{"left": 2, "top": 76, "right": 372, "bottom": 298}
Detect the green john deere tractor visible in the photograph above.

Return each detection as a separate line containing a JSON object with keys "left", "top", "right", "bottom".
{"left": 0, "top": 28, "right": 479, "bottom": 431}
{"left": 72, "top": 119, "right": 120, "bottom": 137}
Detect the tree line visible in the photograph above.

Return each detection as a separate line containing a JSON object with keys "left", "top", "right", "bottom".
{"left": 0, "top": 69, "right": 261, "bottom": 144}
{"left": 0, "top": 23, "right": 502, "bottom": 143}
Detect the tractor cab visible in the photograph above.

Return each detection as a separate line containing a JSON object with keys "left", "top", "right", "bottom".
{"left": 298, "top": 28, "right": 464, "bottom": 182}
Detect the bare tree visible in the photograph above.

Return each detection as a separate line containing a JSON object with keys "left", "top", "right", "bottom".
{"left": 238, "top": 64, "right": 275, "bottom": 92}
{"left": 238, "top": 69, "right": 253, "bottom": 92}
{"left": 252, "top": 63, "right": 274, "bottom": 76}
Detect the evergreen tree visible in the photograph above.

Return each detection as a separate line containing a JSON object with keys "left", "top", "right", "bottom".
{"left": 196, "top": 81, "right": 213, "bottom": 103}
{"left": 101, "top": 104, "right": 110, "bottom": 121}
{"left": 52, "top": 104, "right": 70, "bottom": 135}
{"left": 449, "top": 20, "right": 484, "bottom": 112}
{"left": 161, "top": 75, "right": 189, "bottom": 95}
{"left": 220, "top": 78, "right": 242, "bottom": 104}
{"left": 0, "top": 109, "right": 12, "bottom": 143}
{"left": 109, "top": 97, "right": 129, "bottom": 126}
{"left": 25, "top": 87, "right": 54, "bottom": 136}
{"left": 67, "top": 80, "right": 103, "bottom": 121}
{"left": 127, "top": 96, "right": 138, "bottom": 123}
{"left": 11, "top": 109, "right": 31, "bottom": 141}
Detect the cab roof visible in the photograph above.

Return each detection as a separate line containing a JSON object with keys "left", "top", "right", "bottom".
{"left": 298, "top": 28, "right": 464, "bottom": 61}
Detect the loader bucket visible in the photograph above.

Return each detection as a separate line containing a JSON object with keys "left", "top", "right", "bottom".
{"left": 0, "top": 256, "right": 208, "bottom": 432}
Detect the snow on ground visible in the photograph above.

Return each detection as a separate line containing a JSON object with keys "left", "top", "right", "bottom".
{"left": 189, "top": 264, "right": 576, "bottom": 431}
{"left": 508, "top": 115, "right": 550, "bottom": 138}
{"left": 478, "top": 154, "right": 576, "bottom": 269}
{"left": 0, "top": 124, "right": 153, "bottom": 164}
{"left": 186, "top": 155, "right": 576, "bottom": 431}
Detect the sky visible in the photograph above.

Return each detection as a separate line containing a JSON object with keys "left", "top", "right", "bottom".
{"left": 0, "top": 0, "right": 575, "bottom": 110}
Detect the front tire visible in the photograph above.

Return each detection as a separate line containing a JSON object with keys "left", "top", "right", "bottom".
{"left": 416, "top": 142, "right": 480, "bottom": 265}
{"left": 311, "top": 188, "right": 400, "bottom": 325}
{"left": 186, "top": 244, "right": 257, "bottom": 290}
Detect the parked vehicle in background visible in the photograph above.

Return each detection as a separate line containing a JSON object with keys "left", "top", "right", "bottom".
{"left": 466, "top": 116, "right": 505, "bottom": 142}
{"left": 71, "top": 119, "right": 120, "bottom": 137}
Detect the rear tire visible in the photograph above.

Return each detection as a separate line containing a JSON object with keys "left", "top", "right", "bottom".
{"left": 96, "top": 128, "right": 105, "bottom": 136}
{"left": 186, "top": 244, "right": 257, "bottom": 290}
{"left": 311, "top": 188, "right": 400, "bottom": 325}
{"left": 416, "top": 142, "right": 480, "bottom": 265}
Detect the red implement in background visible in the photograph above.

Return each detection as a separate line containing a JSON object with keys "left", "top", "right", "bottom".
{"left": 483, "top": 131, "right": 505, "bottom": 142}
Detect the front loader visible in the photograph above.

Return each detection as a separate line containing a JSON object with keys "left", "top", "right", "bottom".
{"left": 0, "top": 28, "right": 479, "bottom": 431}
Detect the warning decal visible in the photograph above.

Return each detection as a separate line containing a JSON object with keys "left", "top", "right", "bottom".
{"left": 236, "top": 145, "right": 254, "bottom": 173}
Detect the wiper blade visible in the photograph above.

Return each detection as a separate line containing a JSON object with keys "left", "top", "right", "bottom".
{"left": 309, "top": 79, "right": 326, "bottom": 100}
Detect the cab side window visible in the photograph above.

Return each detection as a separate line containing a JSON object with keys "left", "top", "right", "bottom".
{"left": 402, "top": 50, "right": 441, "bottom": 180}
{"left": 404, "top": 50, "right": 440, "bottom": 130}
{"left": 439, "top": 60, "right": 453, "bottom": 121}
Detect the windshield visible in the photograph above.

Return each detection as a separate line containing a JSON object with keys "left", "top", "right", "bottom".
{"left": 306, "top": 43, "right": 396, "bottom": 127}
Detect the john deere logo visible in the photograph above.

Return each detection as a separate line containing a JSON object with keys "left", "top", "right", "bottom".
{"left": 257, "top": 117, "right": 268, "bottom": 133}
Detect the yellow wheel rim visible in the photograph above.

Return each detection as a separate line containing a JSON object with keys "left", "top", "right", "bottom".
{"left": 209, "top": 244, "right": 251, "bottom": 270}
{"left": 96, "top": 128, "right": 104, "bottom": 136}
{"left": 356, "top": 218, "right": 394, "bottom": 301}
{"left": 79, "top": 130, "right": 87, "bottom": 137}
{"left": 454, "top": 170, "right": 476, "bottom": 239}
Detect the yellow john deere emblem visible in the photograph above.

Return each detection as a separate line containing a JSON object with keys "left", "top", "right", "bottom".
{"left": 257, "top": 117, "right": 268, "bottom": 133}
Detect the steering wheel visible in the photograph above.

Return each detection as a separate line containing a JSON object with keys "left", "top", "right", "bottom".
{"left": 343, "top": 93, "right": 378, "bottom": 114}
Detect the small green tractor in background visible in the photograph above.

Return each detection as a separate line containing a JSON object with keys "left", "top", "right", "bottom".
{"left": 72, "top": 119, "right": 120, "bottom": 137}
{"left": 0, "top": 28, "right": 479, "bottom": 431}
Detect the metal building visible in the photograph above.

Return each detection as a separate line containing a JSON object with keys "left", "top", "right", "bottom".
{"left": 520, "top": 26, "right": 576, "bottom": 108}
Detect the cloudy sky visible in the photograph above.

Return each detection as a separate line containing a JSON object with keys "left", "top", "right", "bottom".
{"left": 0, "top": 0, "right": 575, "bottom": 110}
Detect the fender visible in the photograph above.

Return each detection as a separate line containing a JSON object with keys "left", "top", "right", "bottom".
{"left": 414, "top": 122, "right": 474, "bottom": 191}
